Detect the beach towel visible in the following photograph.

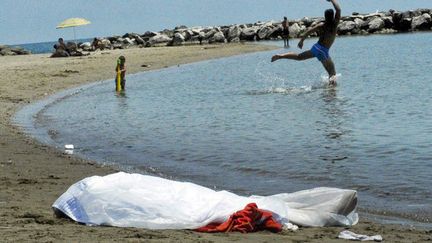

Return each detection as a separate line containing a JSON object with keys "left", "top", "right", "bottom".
{"left": 52, "top": 172, "right": 358, "bottom": 229}
{"left": 196, "top": 203, "right": 282, "bottom": 233}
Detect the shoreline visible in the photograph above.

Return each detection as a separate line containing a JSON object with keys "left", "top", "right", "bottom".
{"left": 1, "top": 44, "right": 430, "bottom": 242}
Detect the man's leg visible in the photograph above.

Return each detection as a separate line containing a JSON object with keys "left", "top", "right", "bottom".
{"left": 271, "top": 50, "right": 314, "bottom": 62}
{"left": 321, "top": 58, "right": 337, "bottom": 84}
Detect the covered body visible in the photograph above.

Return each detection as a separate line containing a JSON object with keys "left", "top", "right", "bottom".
{"left": 52, "top": 172, "right": 358, "bottom": 229}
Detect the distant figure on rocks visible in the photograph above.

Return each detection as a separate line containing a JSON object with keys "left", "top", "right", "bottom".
{"left": 91, "top": 38, "right": 101, "bottom": 51}
{"left": 51, "top": 38, "right": 70, "bottom": 57}
{"left": 271, "top": 0, "right": 341, "bottom": 85}
{"left": 91, "top": 38, "right": 110, "bottom": 51}
{"left": 115, "top": 56, "right": 127, "bottom": 91}
{"left": 57, "top": 38, "right": 67, "bottom": 51}
{"left": 282, "top": 16, "right": 290, "bottom": 47}
{"left": 51, "top": 38, "right": 87, "bottom": 57}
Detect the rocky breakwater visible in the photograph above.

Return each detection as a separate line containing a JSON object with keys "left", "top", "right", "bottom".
{"left": 337, "top": 8, "right": 432, "bottom": 35}
{"left": 0, "top": 45, "right": 31, "bottom": 56}
{"left": 82, "top": 8, "right": 432, "bottom": 50}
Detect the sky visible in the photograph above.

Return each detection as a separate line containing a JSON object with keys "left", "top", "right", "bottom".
{"left": 1, "top": 0, "right": 431, "bottom": 45}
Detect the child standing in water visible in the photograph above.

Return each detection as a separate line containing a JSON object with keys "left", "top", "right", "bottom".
{"left": 271, "top": 0, "right": 341, "bottom": 85}
{"left": 115, "top": 56, "right": 126, "bottom": 91}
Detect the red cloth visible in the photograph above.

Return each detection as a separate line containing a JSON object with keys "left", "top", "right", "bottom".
{"left": 195, "top": 203, "right": 282, "bottom": 233}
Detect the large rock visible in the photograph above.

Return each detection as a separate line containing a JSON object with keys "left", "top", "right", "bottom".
{"left": 300, "top": 17, "right": 314, "bottom": 27}
{"left": 411, "top": 13, "right": 431, "bottom": 30}
{"left": 240, "top": 26, "right": 259, "bottom": 41}
{"left": 123, "top": 37, "right": 135, "bottom": 45}
{"left": 107, "top": 36, "right": 121, "bottom": 43}
{"left": 270, "top": 25, "right": 283, "bottom": 38}
{"left": 0, "top": 45, "right": 9, "bottom": 55}
{"left": 402, "top": 10, "right": 416, "bottom": 19}
{"left": 227, "top": 25, "right": 241, "bottom": 41}
{"left": 142, "top": 31, "right": 158, "bottom": 38}
{"left": 122, "top": 33, "right": 140, "bottom": 39}
{"left": 417, "top": 8, "right": 431, "bottom": 14}
{"left": 114, "top": 37, "right": 124, "bottom": 44}
{"left": 181, "top": 29, "right": 194, "bottom": 41}
{"left": 392, "top": 12, "right": 412, "bottom": 31}
{"left": 172, "top": 32, "right": 185, "bottom": 46}
{"left": 257, "top": 24, "right": 277, "bottom": 40}
{"left": 338, "top": 21, "right": 356, "bottom": 34}
{"left": 0, "top": 47, "right": 15, "bottom": 56}
{"left": 10, "top": 46, "right": 31, "bottom": 55}
{"left": 190, "top": 27, "right": 203, "bottom": 36}
{"left": 132, "top": 35, "right": 145, "bottom": 45}
{"left": 80, "top": 42, "right": 92, "bottom": 51}
{"left": 354, "top": 18, "right": 367, "bottom": 29}
{"left": 208, "top": 31, "right": 226, "bottom": 43}
{"left": 100, "top": 39, "right": 112, "bottom": 49}
{"left": 220, "top": 27, "right": 229, "bottom": 38}
{"left": 204, "top": 28, "right": 219, "bottom": 39}
{"left": 159, "top": 29, "right": 174, "bottom": 38}
{"left": 289, "top": 23, "right": 301, "bottom": 38}
{"left": 368, "top": 17, "right": 385, "bottom": 32}
{"left": 148, "top": 34, "right": 171, "bottom": 46}
{"left": 201, "top": 27, "right": 215, "bottom": 33}
{"left": 381, "top": 16, "right": 394, "bottom": 28}
{"left": 410, "top": 10, "right": 423, "bottom": 18}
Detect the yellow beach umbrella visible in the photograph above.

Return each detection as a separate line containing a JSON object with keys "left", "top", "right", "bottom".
{"left": 56, "top": 18, "right": 91, "bottom": 42}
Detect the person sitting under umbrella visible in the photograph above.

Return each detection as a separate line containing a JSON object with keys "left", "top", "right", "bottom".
{"left": 51, "top": 38, "right": 70, "bottom": 57}
{"left": 51, "top": 37, "right": 87, "bottom": 58}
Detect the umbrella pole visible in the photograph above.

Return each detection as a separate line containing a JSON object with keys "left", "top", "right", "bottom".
{"left": 73, "top": 27, "right": 77, "bottom": 43}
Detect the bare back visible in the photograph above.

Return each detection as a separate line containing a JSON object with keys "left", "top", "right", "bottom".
{"left": 282, "top": 19, "right": 288, "bottom": 29}
{"left": 318, "top": 22, "right": 338, "bottom": 49}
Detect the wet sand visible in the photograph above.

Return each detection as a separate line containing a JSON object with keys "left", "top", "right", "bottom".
{"left": 0, "top": 44, "right": 430, "bottom": 242}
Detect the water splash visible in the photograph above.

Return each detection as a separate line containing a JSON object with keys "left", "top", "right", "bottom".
{"left": 254, "top": 60, "right": 287, "bottom": 87}
{"left": 321, "top": 73, "right": 342, "bottom": 84}
{"left": 251, "top": 60, "right": 343, "bottom": 95}
{"left": 246, "top": 86, "right": 313, "bottom": 95}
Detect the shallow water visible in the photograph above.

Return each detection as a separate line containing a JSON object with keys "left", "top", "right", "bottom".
{"left": 16, "top": 32, "right": 432, "bottom": 225}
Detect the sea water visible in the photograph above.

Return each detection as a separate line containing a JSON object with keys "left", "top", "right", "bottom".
{"left": 16, "top": 32, "right": 432, "bottom": 226}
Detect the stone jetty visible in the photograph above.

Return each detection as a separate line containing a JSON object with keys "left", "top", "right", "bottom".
{"left": 0, "top": 45, "right": 31, "bottom": 56}
{"left": 85, "top": 8, "right": 431, "bottom": 50}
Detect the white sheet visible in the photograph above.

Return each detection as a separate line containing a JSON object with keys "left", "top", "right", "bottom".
{"left": 338, "top": 230, "right": 383, "bottom": 241}
{"left": 52, "top": 172, "right": 358, "bottom": 229}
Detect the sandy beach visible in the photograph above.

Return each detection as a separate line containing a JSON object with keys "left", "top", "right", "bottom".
{"left": 0, "top": 43, "right": 430, "bottom": 242}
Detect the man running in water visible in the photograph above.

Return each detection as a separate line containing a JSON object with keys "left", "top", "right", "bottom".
{"left": 271, "top": 0, "right": 341, "bottom": 85}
